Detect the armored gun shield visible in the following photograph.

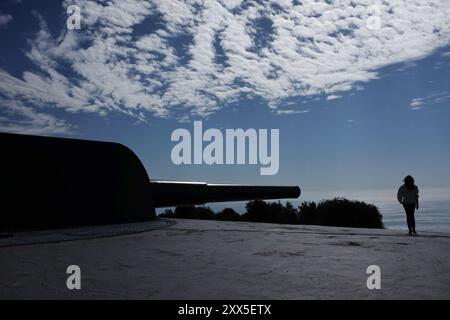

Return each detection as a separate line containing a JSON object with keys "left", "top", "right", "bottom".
{"left": 0, "top": 132, "right": 300, "bottom": 230}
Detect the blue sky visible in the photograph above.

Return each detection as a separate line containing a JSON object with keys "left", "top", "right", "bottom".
{"left": 1, "top": 0, "right": 450, "bottom": 203}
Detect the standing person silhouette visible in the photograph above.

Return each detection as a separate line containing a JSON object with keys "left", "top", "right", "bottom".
{"left": 397, "top": 175, "right": 419, "bottom": 236}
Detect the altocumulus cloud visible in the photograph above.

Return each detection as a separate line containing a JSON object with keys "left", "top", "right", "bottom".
{"left": 0, "top": 12, "right": 13, "bottom": 27}
{"left": 410, "top": 91, "right": 450, "bottom": 110}
{"left": 1, "top": 0, "right": 450, "bottom": 134}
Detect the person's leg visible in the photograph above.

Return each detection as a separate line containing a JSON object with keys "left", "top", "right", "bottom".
{"left": 411, "top": 206, "right": 416, "bottom": 234}
{"left": 406, "top": 205, "right": 417, "bottom": 234}
{"left": 403, "top": 204, "right": 412, "bottom": 234}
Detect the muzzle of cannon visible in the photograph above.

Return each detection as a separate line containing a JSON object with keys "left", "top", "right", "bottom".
{"left": 0, "top": 132, "right": 300, "bottom": 230}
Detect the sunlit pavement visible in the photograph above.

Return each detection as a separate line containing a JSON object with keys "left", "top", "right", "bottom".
{"left": 1, "top": 219, "right": 449, "bottom": 299}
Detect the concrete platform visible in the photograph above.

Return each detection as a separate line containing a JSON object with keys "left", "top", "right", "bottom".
{"left": 1, "top": 218, "right": 449, "bottom": 299}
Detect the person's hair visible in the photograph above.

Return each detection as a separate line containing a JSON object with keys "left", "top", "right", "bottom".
{"left": 403, "top": 175, "right": 415, "bottom": 190}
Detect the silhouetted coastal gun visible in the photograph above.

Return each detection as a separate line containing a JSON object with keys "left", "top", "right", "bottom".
{"left": 0, "top": 132, "right": 300, "bottom": 230}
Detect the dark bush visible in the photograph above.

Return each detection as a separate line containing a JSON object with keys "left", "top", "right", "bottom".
{"left": 193, "top": 206, "right": 215, "bottom": 220}
{"left": 297, "top": 201, "right": 317, "bottom": 224}
{"left": 215, "top": 208, "right": 241, "bottom": 221}
{"left": 242, "top": 200, "right": 298, "bottom": 224}
{"left": 163, "top": 205, "right": 215, "bottom": 220}
{"left": 158, "top": 208, "right": 174, "bottom": 218}
{"left": 298, "top": 197, "right": 383, "bottom": 229}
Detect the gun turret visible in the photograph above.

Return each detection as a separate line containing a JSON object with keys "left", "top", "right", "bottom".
{"left": 0, "top": 132, "right": 300, "bottom": 230}
{"left": 150, "top": 180, "right": 300, "bottom": 207}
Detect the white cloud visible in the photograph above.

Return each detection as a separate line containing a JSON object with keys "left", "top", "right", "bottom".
{"left": 0, "top": 12, "right": 13, "bottom": 26}
{"left": 410, "top": 91, "right": 450, "bottom": 110}
{"left": 326, "top": 94, "right": 342, "bottom": 101}
{"left": 275, "top": 108, "right": 310, "bottom": 115}
{"left": 410, "top": 99, "right": 423, "bottom": 109}
{"left": 0, "top": 100, "right": 72, "bottom": 135}
{"left": 0, "top": 0, "right": 450, "bottom": 133}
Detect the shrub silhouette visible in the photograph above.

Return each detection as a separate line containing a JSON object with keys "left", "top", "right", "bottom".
{"left": 298, "top": 197, "right": 383, "bottom": 229}
{"left": 242, "top": 200, "right": 298, "bottom": 224}
{"left": 160, "top": 205, "right": 215, "bottom": 220}
{"left": 215, "top": 208, "right": 241, "bottom": 221}
{"left": 158, "top": 208, "right": 175, "bottom": 218}
{"left": 297, "top": 201, "right": 317, "bottom": 224}
{"left": 193, "top": 206, "right": 215, "bottom": 220}
{"left": 241, "top": 200, "right": 274, "bottom": 223}
{"left": 158, "top": 197, "right": 383, "bottom": 229}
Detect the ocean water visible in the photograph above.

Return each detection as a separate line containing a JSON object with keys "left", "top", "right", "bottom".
{"left": 302, "top": 188, "right": 450, "bottom": 234}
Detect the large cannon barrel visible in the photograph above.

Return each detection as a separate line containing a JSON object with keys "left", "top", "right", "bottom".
{"left": 150, "top": 180, "right": 301, "bottom": 208}
{"left": 0, "top": 132, "right": 301, "bottom": 230}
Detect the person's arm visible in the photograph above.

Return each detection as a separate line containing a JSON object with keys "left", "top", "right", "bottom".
{"left": 416, "top": 188, "right": 419, "bottom": 210}
{"left": 397, "top": 186, "right": 404, "bottom": 204}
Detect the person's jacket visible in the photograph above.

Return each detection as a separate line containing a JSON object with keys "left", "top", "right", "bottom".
{"left": 397, "top": 185, "right": 419, "bottom": 204}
